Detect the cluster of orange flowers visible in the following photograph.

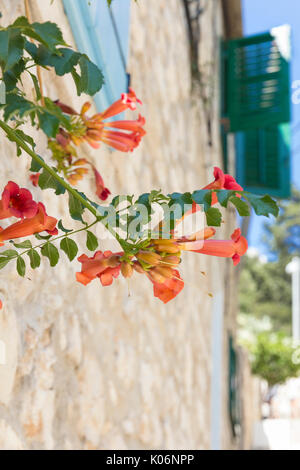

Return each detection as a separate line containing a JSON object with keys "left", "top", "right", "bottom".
{"left": 76, "top": 167, "right": 248, "bottom": 303}
{"left": 31, "top": 89, "right": 146, "bottom": 201}
{"left": 45, "top": 89, "right": 146, "bottom": 199}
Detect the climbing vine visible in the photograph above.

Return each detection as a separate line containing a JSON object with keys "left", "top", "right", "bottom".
{"left": 0, "top": 0, "right": 279, "bottom": 305}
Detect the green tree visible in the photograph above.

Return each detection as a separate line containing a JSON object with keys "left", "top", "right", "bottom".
{"left": 264, "top": 188, "right": 300, "bottom": 260}
{"left": 249, "top": 332, "right": 300, "bottom": 387}
{"left": 239, "top": 254, "right": 291, "bottom": 333}
{"left": 239, "top": 187, "right": 300, "bottom": 333}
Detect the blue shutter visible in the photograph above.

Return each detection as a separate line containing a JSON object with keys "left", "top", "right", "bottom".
{"left": 63, "top": 0, "right": 131, "bottom": 111}
{"left": 235, "top": 123, "right": 291, "bottom": 198}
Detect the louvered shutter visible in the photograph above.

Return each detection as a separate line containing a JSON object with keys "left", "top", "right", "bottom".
{"left": 235, "top": 123, "right": 291, "bottom": 198}
{"left": 226, "top": 26, "right": 291, "bottom": 132}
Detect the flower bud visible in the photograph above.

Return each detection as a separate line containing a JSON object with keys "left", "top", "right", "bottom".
{"left": 148, "top": 268, "right": 165, "bottom": 284}
{"left": 153, "top": 266, "right": 174, "bottom": 279}
{"left": 132, "top": 261, "right": 145, "bottom": 274}
{"left": 155, "top": 244, "right": 180, "bottom": 254}
{"left": 121, "top": 262, "right": 133, "bottom": 278}
{"left": 136, "top": 251, "right": 161, "bottom": 266}
{"left": 152, "top": 238, "right": 175, "bottom": 245}
{"left": 162, "top": 255, "right": 181, "bottom": 266}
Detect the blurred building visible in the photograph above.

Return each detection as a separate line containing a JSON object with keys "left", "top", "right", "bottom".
{"left": 0, "top": 0, "right": 291, "bottom": 450}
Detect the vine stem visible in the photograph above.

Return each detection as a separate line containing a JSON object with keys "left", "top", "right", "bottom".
{"left": 0, "top": 119, "right": 128, "bottom": 250}
{"left": 24, "top": 0, "right": 45, "bottom": 106}
{"left": 18, "top": 220, "right": 99, "bottom": 259}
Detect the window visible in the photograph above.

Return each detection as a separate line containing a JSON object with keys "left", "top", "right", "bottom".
{"left": 63, "top": 0, "right": 131, "bottom": 111}
{"left": 222, "top": 25, "right": 291, "bottom": 197}
{"left": 236, "top": 123, "right": 291, "bottom": 198}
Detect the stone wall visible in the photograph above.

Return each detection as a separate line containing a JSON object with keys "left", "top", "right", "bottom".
{"left": 0, "top": 0, "right": 242, "bottom": 450}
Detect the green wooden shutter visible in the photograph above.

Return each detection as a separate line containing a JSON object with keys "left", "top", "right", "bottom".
{"left": 228, "top": 336, "right": 240, "bottom": 437}
{"left": 63, "top": 0, "right": 131, "bottom": 112}
{"left": 226, "top": 26, "right": 291, "bottom": 132}
{"left": 236, "top": 123, "right": 291, "bottom": 198}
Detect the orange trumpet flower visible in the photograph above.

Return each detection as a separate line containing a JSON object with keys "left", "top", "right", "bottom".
{"left": 0, "top": 181, "right": 38, "bottom": 220}
{"left": 150, "top": 269, "right": 184, "bottom": 304}
{"left": 0, "top": 203, "right": 58, "bottom": 243}
{"left": 76, "top": 251, "right": 122, "bottom": 286}
{"left": 180, "top": 228, "right": 248, "bottom": 266}
{"left": 80, "top": 88, "right": 146, "bottom": 152}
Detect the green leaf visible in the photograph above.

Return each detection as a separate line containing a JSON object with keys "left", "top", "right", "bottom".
{"left": 41, "top": 242, "right": 59, "bottom": 267}
{"left": 3, "top": 58, "right": 26, "bottom": 91}
{"left": 30, "top": 156, "right": 43, "bottom": 172}
{"left": 60, "top": 238, "right": 78, "bottom": 262}
{"left": 112, "top": 195, "right": 134, "bottom": 208}
{"left": 0, "top": 250, "right": 18, "bottom": 259}
{"left": 27, "top": 249, "right": 41, "bottom": 269}
{"left": 43, "top": 98, "right": 72, "bottom": 130}
{"left": 229, "top": 196, "right": 250, "bottom": 217}
{"left": 74, "top": 55, "right": 104, "bottom": 96}
{"left": 37, "top": 110, "right": 60, "bottom": 137}
{"left": 24, "top": 41, "right": 103, "bottom": 96}
{"left": 7, "top": 128, "right": 36, "bottom": 157}
{"left": 86, "top": 231, "right": 98, "bottom": 251}
{"left": 68, "top": 192, "right": 84, "bottom": 222}
{"left": 58, "top": 220, "right": 73, "bottom": 233}
{"left": 168, "top": 192, "right": 193, "bottom": 211}
{"left": 19, "top": 20, "right": 67, "bottom": 51}
{"left": 0, "top": 29, "right": 25, "bottom": 71}
{"left": 148, "top": 190, "right": 169, "bottom": 204}
{"left": 16, "top": 256, "right": 26, "bottom": 277}
{"left": 0, "top": 257, "right": 10, "bottom": 270}
{"left": 217, "top": 190, "right": 236, "bottom": 208}
{"left": 192, "top": 190, "right": 212, "bottom": 212}
{"left": 29, "top": 71, "right": 42, "bottom": 101}
{"left": 205, "top": 207, "right": 222, "bottom": 227}
{"left": 245, "top": 193, "right": 279, "bottom": 218}
{"left": 35, "top": 233, "right": 52, "bottom": 241}
{"left": 136, "top": 193, "right": 149, "bottom": 206}
{"left": 38, "top": 167, "right": 66, "bottom": 195}
{"left": 13, "top": 240, "right": 32, "bottom": 249}
{"left": 48, "top": 48, "right": 81, "bottom": 76}
{"left": 11, "top": 17, "right": 31, "bottom": 28}
{"left": 3, "top": 94, "right": 35, "bottom": 121}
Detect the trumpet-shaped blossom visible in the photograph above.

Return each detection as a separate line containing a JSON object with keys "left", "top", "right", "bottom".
{"left": 203, "top": 166, "right": 243, "bottom": 204}
{"left": 92, "top": 166, "right": 111, "bottom": 201}
{"left": 99, "top": 88, "right": 142, "bottom": 120}
{"left": 55, "top": 90, "right": 146, "bottom": 152}
{"left": 181, "top": 167, "right": 244, "bottom": 221}
{"left": 65, "top": 88, "right": 146, "bottom": 152}
{"left": 150, "top": 269, "right": 184, "bottom": 304}
{"left": 0, "top": 182, "right": 38, "bottom": 220}
{"left": 76, "top": 251, "right": 122, "bottom": 286}
{"left": 0, "top": 203, "right": 58, "bottom": 243}
{"left": 180, "top": 228, "right": 248, "bottom": 266}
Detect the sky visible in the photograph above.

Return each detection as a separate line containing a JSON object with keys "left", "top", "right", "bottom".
{"left": 242, "top": 0, "right": 300, "bottom": 255}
